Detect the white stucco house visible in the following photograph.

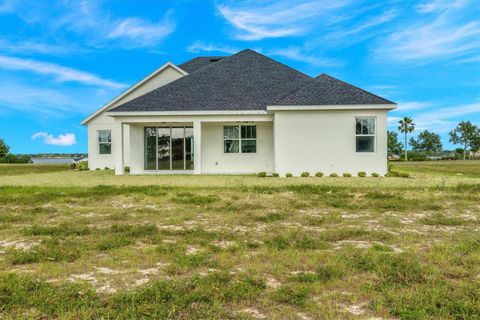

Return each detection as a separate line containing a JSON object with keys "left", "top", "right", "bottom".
{"left": 82, "top": 49, "right": 396, "bottom": 176}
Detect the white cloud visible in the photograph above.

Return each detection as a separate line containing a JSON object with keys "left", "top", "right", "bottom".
{"left": 376, "top": 3, "right": 479, "bottom": 62}
{"left": 416, "top": 0, "right": 468, "bottom": 13}
{"left": 396, "top": 101, "right": 431, "bottom": 112}
{"left": 0, "top": 55, "right": 126, "bottom": 89}
{"left": 217, "top": 0, "right": 351, "bottom": 40}
{"left": 107, "top": 15, "right": 175, "bottom": 48}
{"left": 389, "top": 102, "right": 480, "bottom": 133}
{"left": 268, "top": 47, "right": 343, "bottom": 68}
{"left": 0, "top": 39, "right": 76, "bottom": 55}
{"left": 187, "top": 41, "right": 240, "bottom": 54}
{"left": 32, "top": 132, "right": 77, "bottom": 146}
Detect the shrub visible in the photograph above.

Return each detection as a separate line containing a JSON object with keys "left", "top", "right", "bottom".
{"left": 329, "top": 173, "right": 338, "bottom": 177}
{"left": 77, "top": 161, "right": 88, "bottom": 171}
{"left": 286, "top": 173, "right": 293, "bottom": 178}
{"left": 257, "top": 172, "right": 267, "bottom": 178}
{"left": 343, "top": 173, "right": 352, "bottom": 177}
{"left": 315, "top": 172, "right": 324, "bottom": 177}
{"left": 70, "top": 162, "right": 76, "bottom": 170}
{"left": 300, "top": 172, "right": 310, "bottom": 177}
{"left": 272, "top": 173, "right": 279, "bottom": 177}
{"left": 385, "top": 171, "right": 410, "bottom": 178}
{"left": 124, "top": 166, "right": 130, "bottom": 174}
{"left": 358, "top": 171, "right": 367, "bottom": 177}
{"left": 104, "top": 167, "right": 110, "bottom": 170}
{"left": 95, "top": 168, "right": 101, "bottom": 171}
{"left": 371, "top": 172, "right": 380, "bottom": 177}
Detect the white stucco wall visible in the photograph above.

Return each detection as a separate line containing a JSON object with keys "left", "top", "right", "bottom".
{"left": 201, "top": 122, "right": 274, "bottom": 174}
{"left": 273, "top": 109, "right": 388, "bottom": 176}
{"left": 86, "top": 65, "right": 185, "bottom": 170}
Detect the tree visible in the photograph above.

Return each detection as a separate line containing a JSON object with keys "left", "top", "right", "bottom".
{"left": 0, "top": 138, "right": 9, "bottom": 158}
{"left": 409, "top": 130, "right": 442, "bottom": 155}
{"left": 449, "top": 121, "right": 479, "bottom": 160}
{"left": 387, "top": 130, "right": 403, "bottom": 156}
{"left": 398, "top": 117, "right": 415, "bottom": 160}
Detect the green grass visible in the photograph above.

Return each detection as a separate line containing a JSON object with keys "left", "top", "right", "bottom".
{"left": 0, "top": 162, "right": 479, "bottom": 318}
{"left": 393, "top": 160, "right": 480, "bottom": 178}
{"left": 0, "top": 163, "right": 70, "bottom": 175}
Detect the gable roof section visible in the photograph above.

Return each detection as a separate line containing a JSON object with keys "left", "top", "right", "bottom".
{"left": 178, "top": 56, "right": 226, "bottom": 73}
{"left": 109, "top": 49, "right": 312, "bottom": 112}
{"left": 81, "top": 62, "right": 187, "bottom": 125}
{"left": 276, "top": 73, "right": 395, "bottom": 106}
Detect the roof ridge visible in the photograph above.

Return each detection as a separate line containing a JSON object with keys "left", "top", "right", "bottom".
{"left": 317, "top": 73, "right": 395, "bottom": 104}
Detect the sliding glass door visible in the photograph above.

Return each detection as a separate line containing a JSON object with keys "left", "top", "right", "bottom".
{"left": 144, "top": 126, "right": 194, "bottom": 171}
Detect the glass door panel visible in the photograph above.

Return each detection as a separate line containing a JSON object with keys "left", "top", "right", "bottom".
{"left": 185, "top": 127, "right": 194, "bottom": 170}
{"left": 144, "top": 127, "right": 157, "bottom": 170}
{"left": 157, "top": 128, "right": 170, "bottom": 170}
{"left": 171, "top": 127, "right": 184, "bottom": 170}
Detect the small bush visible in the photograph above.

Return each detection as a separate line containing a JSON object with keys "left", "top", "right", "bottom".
{"left": 286, "top": 173, "right": 293, "bottom": 178}
{"left": 257, "top": 172, "right": 267, "bottom": 178}
{"left": 385, "top": 171, "right": 410, "bottom": 178}
{"left": 343, "top": 173, "right": 352, "bottom": 177}
{"left": 124, "top": 166, "right": 130, "bottom": 174}
{"left": 70, "top": 163, "right": 76, "bottom": 170}
{"left": 315, "top": 172, "right": 324, "bottom": 177}
{"left": 358, "top": 171, "right": 367, "bottom": 177}
{"left": 300, "top": 172, "right": 310, "bottom": 177}
{"left": 329, "top": 173, "right": 338, "bottom": 177}
{"left": 371, "top": 172, "right": 380, "bottom": 177}
{"left": 95, "top": 168, "right": 101, "bottom": 171}
{"left": 272, "top": 172, "right": 279, "bottom": 177}
{"left": 104, "top": 167, "right": 110, "bottom": 170}
{"left": 77, "top": 161, "right": 88, "bottom": 171}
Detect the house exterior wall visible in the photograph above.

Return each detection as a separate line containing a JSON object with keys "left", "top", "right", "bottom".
{"left": 201, "top": 122, "right": 274, "bottom": 174}
{"left": 273, "top": 109, "right": 388, "bottom": 176}
{"left": 86, "top": 66, "right": 185, "bottom": 170}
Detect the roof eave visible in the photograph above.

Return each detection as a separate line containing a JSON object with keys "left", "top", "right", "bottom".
{"left": 81, "top": 62, "right": 188, "bottom": 125}
{"left": 267, "top": 104, "right": 397, "bottom": 111}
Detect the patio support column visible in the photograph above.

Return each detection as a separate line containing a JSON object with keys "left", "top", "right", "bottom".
{"left": 193, "top": 120, "right": 202, "bottom": 174}
{"left": 114, "top": 120, "right": 125, "bottom": 175}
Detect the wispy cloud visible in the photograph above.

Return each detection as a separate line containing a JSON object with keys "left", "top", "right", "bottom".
{"left": 0, "top": 39, "right": 76, "bottom": 55}
{"left": 268, "top": 47, "right": 344, "bottom": 68}
{"left": 217, "top": 0, "right": 351, "bottom": 40}
{"left": 389, "top": 102, "right": 480, "bottom": 132}
{"left": 32, "top": 132, "right": 76, "bottom": 146}
{"left": 0, "top": 55, "right": 126, "bottom": 89}
{"left": 395, "top": 101, "right": 431, "bottom": 112}
{"left": 376, "top": 2, "right": 479, "bottom": 62}
{"left": 2, "top": 1, "right": 176, "bottom": 49}
{"left": 187, "top": 41, "right": 240, "bottom": 54}
{"left": 416, "top": 0, "right": 468, "bottom": 13}
{"left": 107, "top": 15, "right": 175, "bottom": 48}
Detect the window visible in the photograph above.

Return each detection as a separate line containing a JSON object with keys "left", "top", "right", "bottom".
{"left": 355, "top": 118, "right": 375, "bottom": 152}
{"left": 224, "top": 125, "right": 256, "bottom": 153}
{"left": 98, "top": 130, "right": 111, "bottom": 155}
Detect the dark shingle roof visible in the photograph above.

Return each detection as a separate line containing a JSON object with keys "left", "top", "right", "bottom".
{"left": 178, "top": 56, "right": 227, "bottom": 73}
{"left": 110, "top": 50, "right": 395, "bottom": 113}
{"left": 277, "top": 74, "right": 395, "bottom": 105}
{"left": 111, "top": 49, "right": 312, "bottom": 112}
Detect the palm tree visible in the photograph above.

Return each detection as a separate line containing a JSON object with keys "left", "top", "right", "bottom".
{"left": 398, "top": 117, "right": 415, "bottom": 161}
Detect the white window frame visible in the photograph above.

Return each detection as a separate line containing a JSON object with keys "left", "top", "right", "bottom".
{"left": 223, "top": 125, "right": 257, "bottom": 154}
{"left": 97, "top": 130, "right": 112, "bottom": 155}
{"left": 355, "top": 117, "right": 376, "bottom": 153}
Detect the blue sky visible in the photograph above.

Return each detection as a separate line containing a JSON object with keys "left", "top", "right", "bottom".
{"left": 0, "top": 0, "right": 479, "bottom": 153}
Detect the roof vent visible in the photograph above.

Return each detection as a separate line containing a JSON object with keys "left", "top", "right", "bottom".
{"left": 209, "top": 58, "right": 222, "bottom": 62}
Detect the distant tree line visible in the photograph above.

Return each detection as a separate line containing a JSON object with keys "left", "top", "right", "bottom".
{"left": 0, "top": 138, "right": 32, "bottom": 163}
{"left": 388, "top": 119, "right": 480, "bottom": 160}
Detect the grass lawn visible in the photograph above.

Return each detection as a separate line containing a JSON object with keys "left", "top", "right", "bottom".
{"left": 0, "top": 162, "right": 479, "bottom": 319}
